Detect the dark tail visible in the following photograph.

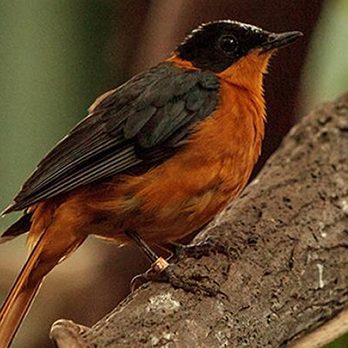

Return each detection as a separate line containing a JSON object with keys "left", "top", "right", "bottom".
{"left": 0, "top": 213, "right": 32, "bottom": 244}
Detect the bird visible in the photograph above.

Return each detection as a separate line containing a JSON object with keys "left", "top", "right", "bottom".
{"left": 0, "top": 20, "right": 302, "bottom": 347}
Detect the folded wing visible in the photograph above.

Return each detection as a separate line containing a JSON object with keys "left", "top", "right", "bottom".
{"left": 5, "top": 62, "right": 219, "bottom": 213}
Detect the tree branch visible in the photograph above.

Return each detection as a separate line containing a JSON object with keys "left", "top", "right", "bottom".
{"left": 50, "top": 93, "right": 348, "bottom": 347}
{"left": 290, "top": 308, "right": 348, "bottom": 348}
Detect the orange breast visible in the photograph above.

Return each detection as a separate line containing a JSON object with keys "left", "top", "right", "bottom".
{"left": 75, "top": 78, "right": 266, "bottom": 244}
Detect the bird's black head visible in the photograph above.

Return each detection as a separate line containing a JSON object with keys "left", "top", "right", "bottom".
{"left": 176, "top": 20, "right": 302, "bottom": 73}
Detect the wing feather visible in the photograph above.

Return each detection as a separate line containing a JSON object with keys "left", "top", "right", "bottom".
{"left": 5, "top": 62, "right": 219, "bottom": 213}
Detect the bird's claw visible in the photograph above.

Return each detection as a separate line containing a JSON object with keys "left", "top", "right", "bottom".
{"left": 131, "top": 263, "right": 225, "bottom": 297}
{"left": 131, "top": 238, "right": 230, "bottom": 296}
{"left": 134, "top": 264, "right": 222, "bottom": 296}
{"left": 170, "top": 238, "right": 230, "bottom": 262}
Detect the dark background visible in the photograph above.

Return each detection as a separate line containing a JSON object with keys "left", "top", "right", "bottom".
{"left": 0, "top": 1, "right": 347, "bottom": 347}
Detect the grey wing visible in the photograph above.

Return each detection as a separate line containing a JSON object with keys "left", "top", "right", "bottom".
{"left": 4, "top": 62, "right": 220, "bottom": 213}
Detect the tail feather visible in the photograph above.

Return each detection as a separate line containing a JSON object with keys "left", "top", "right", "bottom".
{"left": 0, "top": 213, "right": 32, "bottom": 245}
{"left": 0, "top": 234, "right": 45, "bottom": 348}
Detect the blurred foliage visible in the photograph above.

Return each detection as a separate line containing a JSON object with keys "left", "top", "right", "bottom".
{"left": 301, "top": 0, "right": 348, "bottom": 114}
{"left": 0, "top": 1, "right": 120, "bottom": 229}
{"left": 328, "top": 333, "right": 348, "bottom": 348}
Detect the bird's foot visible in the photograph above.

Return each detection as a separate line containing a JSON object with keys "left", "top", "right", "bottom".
{"left": 132, "top": 263, "right": 222, "bottom": 296}
{"left": 170, "top": 238, "right": 230, "bottom": 262}
{"left": 131, "top": 238, "right": 230, "bottom": 296}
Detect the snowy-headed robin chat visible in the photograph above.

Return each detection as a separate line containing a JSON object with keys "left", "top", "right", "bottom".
{"left": 0, "top": 20, "right": 302, "bottom": 346}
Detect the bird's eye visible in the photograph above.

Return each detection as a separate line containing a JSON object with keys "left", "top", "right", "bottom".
{"left": 219, "top": 35, "right": 238, "bottom": 54}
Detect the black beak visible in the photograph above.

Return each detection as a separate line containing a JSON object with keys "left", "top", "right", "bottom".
{"left": 260, "top": 31, "right": 303, "bottom": 52}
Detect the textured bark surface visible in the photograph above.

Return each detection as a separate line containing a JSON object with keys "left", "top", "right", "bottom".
{"left": 50, "top": 94, "right": 348, "bottom": 348}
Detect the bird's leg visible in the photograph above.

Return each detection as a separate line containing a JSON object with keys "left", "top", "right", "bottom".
{"left": 125, "top": 230, "right": 170, "bottom": 291}
{"left": 126, "top": 231, "right": 227, "bottom": 297}
{"left": 125, "top": 230, "right": 169, "bottom": 273}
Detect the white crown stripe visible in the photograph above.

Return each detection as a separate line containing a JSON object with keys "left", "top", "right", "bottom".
{"left": 182, "top": 20, "right": 263, "bottom": 44}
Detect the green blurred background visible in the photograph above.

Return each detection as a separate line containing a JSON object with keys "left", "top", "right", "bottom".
{"left": 0, "top": 1, "right": 347, "bottom": 347}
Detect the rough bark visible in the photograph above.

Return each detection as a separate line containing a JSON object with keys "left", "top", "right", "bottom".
{"left": 50, "top": 93, "right": 348, "bottom": 347}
